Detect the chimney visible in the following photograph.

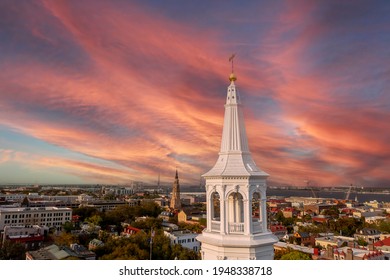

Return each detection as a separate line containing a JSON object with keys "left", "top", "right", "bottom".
{"left": 326, "top": 245, "right": 334, "bottom": 259}
{"left": 314, "top": 247, "right": 319, "bottom": 255}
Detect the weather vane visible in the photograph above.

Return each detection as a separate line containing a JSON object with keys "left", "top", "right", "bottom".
{"left": 229, "top": 53, "right": 236, "bottom": 73}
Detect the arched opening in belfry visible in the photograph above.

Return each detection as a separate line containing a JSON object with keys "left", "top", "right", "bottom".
{"left": 227, "top": 192, "right": 244, "bottom": 233}
{"left": 211, "top": 191, "right": 220, "bottom": 221}
{"left": 210, "top": 191, "right": 221, "bottom": 233}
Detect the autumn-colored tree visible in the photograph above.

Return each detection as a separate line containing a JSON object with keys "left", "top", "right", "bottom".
{"left": 54, "top": 232, "right": 78, "bottom": 247}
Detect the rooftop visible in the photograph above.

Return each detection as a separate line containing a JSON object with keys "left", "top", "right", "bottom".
{"left": 0, "top": 206, "right": 71, "bottom": 212}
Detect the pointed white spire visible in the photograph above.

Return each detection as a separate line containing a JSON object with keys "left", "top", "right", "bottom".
{"left": 203, "top": 72, "right": 268, "bottom": 178}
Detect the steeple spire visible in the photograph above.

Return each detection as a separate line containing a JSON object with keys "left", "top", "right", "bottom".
{"left": 170, "top": 169, "right": 181, "bottom": 210}
{"left": 202, "top": 69, "right": 268, "bottom": 178}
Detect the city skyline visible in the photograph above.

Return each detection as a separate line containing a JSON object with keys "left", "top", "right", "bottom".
{"left": 0, "top": 1, "right": 390, "bottom": 187}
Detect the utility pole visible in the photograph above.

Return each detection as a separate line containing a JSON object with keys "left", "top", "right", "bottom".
{"left": 149, "top": 229, "right": 155, "bottom": 260}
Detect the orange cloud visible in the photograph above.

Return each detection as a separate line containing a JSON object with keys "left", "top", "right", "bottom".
{"left": 0, "top": 1, "right": 389, "bottom": 187}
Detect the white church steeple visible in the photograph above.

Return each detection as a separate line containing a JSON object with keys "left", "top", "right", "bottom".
{"left": 203, "top": 72, "right": 269, "bottom": 178}
{"left": 197, "top": 66, "right": 278, "bottom": 260}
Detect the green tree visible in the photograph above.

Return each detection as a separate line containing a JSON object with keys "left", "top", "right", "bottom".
{"left": 171, "top": 244, "right": 200, "bottom": 260}
{"left": 63, "top": 221, "right": 75, "bottom": 233}
{"left": 357, "top": 237, "right": 368, "bottom": 246}
{"left": 73, "top": 207, "right": 99, "bottom": 221}
{"left": 135, "top": 201, "right": 162, "bottom": 217}
{"left": 131, "top": 217, "right": 162, "bottom": 231}
{"left": 94, "top": 229, "right": 200, "bottom": 260}
{"left": 86, "top": 214, "right": 103, "bottom": 226}
{"left": 0, "top": 240, "right": 26, "bottom": 260}
{"left": 378, "top": 220, "right": 390, "bottom": 233}
{"left": 280, "top": 250, "right": 311, "bottom": 260}
{"left": 178, "top": 222, "right": 204, "bottom": 233}
{"left": 321, "top": 206, "right": 340, "bottom": 219}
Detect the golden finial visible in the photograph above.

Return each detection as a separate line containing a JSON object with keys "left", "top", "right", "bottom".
{"left": 229, "top": 72, "right": 237, "bottom": 81}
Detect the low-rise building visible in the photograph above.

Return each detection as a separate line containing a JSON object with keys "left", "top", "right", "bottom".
{"left": 270, "top": 224, "right": 287, "bottom": 239}
{"left": 354, "top": 228, "right": 382, "bottom": 243}
{"left": 164, "top": 230, "right": 200, "bottom": 252}
{"left": 26, "top": 243, "right": 96, "bottom": 260}
{"left": 69, "top": 243, "right": 96, "bottom": 260}
{"left": 159, "top": 211, "right": 174, "bottom": 222}
{"left": 122, "top": 226, "right": 141, "bottom": 237}
{"left": 162, "top": 221, "right": 179, "bottom": 231}
{"left": 364, "top": 200, "right": 382, "bottom": 209}
{"left": 282, "top": 207, "right": 297, "bottom": 218}
{"left": 274, "top": 241, "right": 315, "bottom": 256}
{"left": 1, "top": 225, "right": 46, "bottom": 250}
{"left": 0, "top": 206, "right": 72, "bottom": 231}
{"left": 322, "top": 245, "right": 386, "bottom": 260}
{"left": 353, "top": 209, "right": 384, "bottom": 219}
{"left": 26, "top": 244, "right": 71, "bottom": 260}
{"left": 88, "top": 239, "right": 104, "bottom": 251}
{"left": 304, "top": 203, "right": 337, "bottom": 215}
{"left": 80, "top": 200, "right": 127, "bottom": 212}
{"left": 365, "top": 216, "right": 387, "bottom": 224}
{"left": 178, "top": 210, "right": 190, "bottom": 223}
{"left": 293, "top": 232, "right": 312, "bottom": 246}
{"left": 315, "top": 235, "right": 354, "bottom": 248}
{"left": 374, "top": 237, "right": 390, "bottom": 252}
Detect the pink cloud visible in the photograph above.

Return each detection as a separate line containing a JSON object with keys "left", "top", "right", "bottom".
{"left": 0, "top": 1, "right": 388, "bottom": 186}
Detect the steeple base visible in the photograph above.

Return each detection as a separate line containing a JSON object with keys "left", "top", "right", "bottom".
{"left": 197, "top": 231, "right": 278, "bottom": 260}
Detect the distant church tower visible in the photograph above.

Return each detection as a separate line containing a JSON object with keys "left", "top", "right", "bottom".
{"left": 197, "top": 69, "right": 278, "bottom": 260}
{"left": 170, "top": 170, "right": 181, "bottom": 210}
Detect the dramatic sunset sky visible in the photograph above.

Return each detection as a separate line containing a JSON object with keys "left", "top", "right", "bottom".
{"left": 0, "top": 0, "right": 389, "bottom": 187}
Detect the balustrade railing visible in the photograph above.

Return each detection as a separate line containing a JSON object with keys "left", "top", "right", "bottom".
{"left": 211, "top": 221, "right": 220, "bottom": 232}
{"left": 228, "top": 222, "right": 244, "bottom": 233}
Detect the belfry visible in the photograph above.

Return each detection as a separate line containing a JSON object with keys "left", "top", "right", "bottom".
{"left": 197, "top": 67, "right": 278, "bottom": 260}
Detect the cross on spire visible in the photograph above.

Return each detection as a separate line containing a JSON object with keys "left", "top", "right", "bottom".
{"left": 229, "top": 53, "right": 236, "bottom": 73}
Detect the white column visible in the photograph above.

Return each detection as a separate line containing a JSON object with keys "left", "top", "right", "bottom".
{"left": 243, "top": 199, "right": 250, "bottom": 235}
{"left": 206, "top": 188, "right": 212, "bottom": 232}
{"left": 261, "top": 198, "right": 267, "bottom": 232}
{"left": 220, "top": 186, "right": 226, "bottom": 234}
{"left": 228, "top": 194, "right": 234, "bottom": 229}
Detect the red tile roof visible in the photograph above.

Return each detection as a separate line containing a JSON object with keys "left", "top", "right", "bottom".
{"left": 374, "top": 237, "right": 390, "bottom": 247}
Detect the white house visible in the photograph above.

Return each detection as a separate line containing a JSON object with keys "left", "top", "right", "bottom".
{"left": 164, "top": 230, "right": 200, "bottom": 252}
